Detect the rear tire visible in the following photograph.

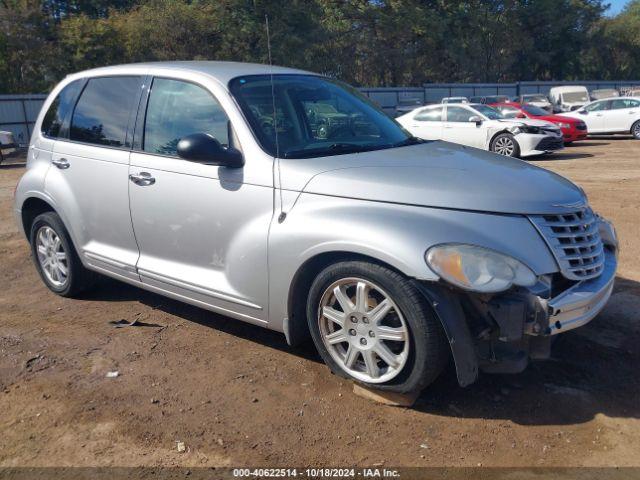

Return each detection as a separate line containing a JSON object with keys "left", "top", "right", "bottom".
{"left": 306, "top": 261, "right": 448, "bottom": 394}
{"left": 632, "top": 120, "right": 640, "bottom": 140}
{"left": 490, "top": 132, "right": 521, "bottom": 158}
{"left": 29, "top": 212, "right": 96, "bottom": 297}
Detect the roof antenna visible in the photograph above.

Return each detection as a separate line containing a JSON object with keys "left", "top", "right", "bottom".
{"left": 265, "top": 14, "right": 286, "bottom": 223}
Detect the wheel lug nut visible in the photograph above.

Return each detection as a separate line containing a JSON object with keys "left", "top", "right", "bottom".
{"left": 350, "top": 316, "right": 357, "bottom": 323}
{"left": 349, "top": 329, "right": 356, "bottom": 336}
{"left": 368, "top": 331, "right": 375, "bottom": 338}
{"left": 363, "top": 317, "right": 369, "bottom": 324}
{"left": 360, "top": 338, "right": 367, "bottom": 346}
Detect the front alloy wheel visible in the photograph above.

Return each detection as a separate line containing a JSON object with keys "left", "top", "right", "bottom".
{"left": 493, "top": 135, "right": 516, "bottom": 156}
{"left": 307, "top": 261, "right": 449, "bottom": 393}
{"left": 318, "top": 278, "right": 410, "bottom": 383}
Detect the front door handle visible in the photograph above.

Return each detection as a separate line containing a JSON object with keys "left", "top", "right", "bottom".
{"left": 52, "top": 158, "right": 70, "bottom": 169}
{"left": 129, "top": 172, "right": 156, "bottom": 186}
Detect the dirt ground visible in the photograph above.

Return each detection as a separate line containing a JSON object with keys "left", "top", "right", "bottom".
{"left": 1, "top": 138, "right": 639, "bottom": 468}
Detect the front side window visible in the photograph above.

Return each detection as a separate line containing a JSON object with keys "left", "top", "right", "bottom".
{"left": 41, "top": 80, "right": 83, "bottom": 138}
{"left": 585, "top": 101, "right": 608, "bottom": 112}
{"left": 143, "top": 78, "right": 229, "bottom": 156}
{"left": 415, "top": 106, "right": 444, "bottom": 122}
{"left": 229, "top": 75, "right": 411, "bottom": 158}
{"left": 445, "top": 106, "right": 475, "bottom": 122}
{"left": 610, "top": 99, "right": 640, "bottom": 110}
{"left": 70, "top": 76, "right": 141, "bottom": 147}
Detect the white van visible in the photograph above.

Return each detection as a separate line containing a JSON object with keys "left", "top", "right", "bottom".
{"left": 549, "top": 86, "right": 590, "bottom": 113}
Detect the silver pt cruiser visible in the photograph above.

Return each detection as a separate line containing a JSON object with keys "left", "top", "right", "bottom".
{"left": 14, "top": 62, "right": 618, "bottom": 394}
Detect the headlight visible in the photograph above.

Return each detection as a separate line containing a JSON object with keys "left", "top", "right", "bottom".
{"left": 511, "top": 125, "right": 541, "bottom": 135}
{"left": 425, "top": 244, "right": 537, "bottom": 293}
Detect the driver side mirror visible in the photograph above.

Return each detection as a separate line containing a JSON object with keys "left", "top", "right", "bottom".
{"left": 469, "top": 115, "right": 483, "bottom": 126}
{"left": 177, "top": 133, "right": 244, "bottom": 168}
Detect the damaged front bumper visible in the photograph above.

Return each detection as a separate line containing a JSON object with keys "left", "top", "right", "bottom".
{"left": 423, "top": 245, "right": 617, "bottom": 386}
{"left": 532, "top": 250, "right": 616, "bottom": 336}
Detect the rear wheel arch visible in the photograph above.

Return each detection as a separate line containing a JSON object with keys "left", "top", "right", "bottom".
{"left": 21, "top": 197, "right": 56, "bottom": 238}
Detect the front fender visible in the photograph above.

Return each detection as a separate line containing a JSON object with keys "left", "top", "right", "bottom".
{"left": 267, "top": 192, "right": 558, "bottom": 334}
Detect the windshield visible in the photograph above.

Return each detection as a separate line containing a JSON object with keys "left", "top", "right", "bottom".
{"left": 521, "top": 104, "right": 549, "bottom": 116}
{"left": 472, "top": 104, "right": 504, "bottom": 120}
{"left": 563, "top": 91, "right": 589, "bottom": 103}
{"left": 523, "top": 94, "right": 548, "bottom": 103}
{"left": 229, "top": 74, "right": 412, "bottom": 158}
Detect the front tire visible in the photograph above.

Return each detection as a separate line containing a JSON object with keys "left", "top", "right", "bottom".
{"left": 29, "top": 212, "right": 96, "bottom": 297}
{"left": 632, "top": 120, "right": 640, "bottom": 140}
{"left": 491, "top": 132, "right": 521, "bottom": 158}
{"left": 306, "top": 261, "right": 448, "bottom": 394}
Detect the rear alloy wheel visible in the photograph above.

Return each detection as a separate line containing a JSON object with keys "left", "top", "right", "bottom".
{"left": 632, "top": 120, "right": 640, "bottom": 140}
{"left": 29, "top": 212, "right": 96, "bottom": 297}
{"left": 307, "top": 261, "right": 449, "bottom": 393}
{"left": 491, "top": 133, "right": 520, "bottom": 157}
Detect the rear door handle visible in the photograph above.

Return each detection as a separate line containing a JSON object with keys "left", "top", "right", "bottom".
{"left": 52, "top": 158, "right": 70, "bottom": 169}
{"left": 129, "top": 171, "right": 156, "bottom": 186}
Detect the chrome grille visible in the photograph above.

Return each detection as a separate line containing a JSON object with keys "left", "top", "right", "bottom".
{"left": 529, "top": 208, "right": 605, "bottom": 281}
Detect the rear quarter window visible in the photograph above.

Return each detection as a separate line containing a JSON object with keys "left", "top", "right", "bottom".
{"left": 41, "top": 80, "right": 84, "bottom": 138}
{"left": 69, "top": 76, "right": 141, "bottom": 147}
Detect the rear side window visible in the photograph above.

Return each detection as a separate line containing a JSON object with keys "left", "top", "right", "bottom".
{"left": 611, "top": 99, "right": 640, "bottom": 109}
{"left": 41, "top": 80, "right": 83, "bottom": 138}
{"left": 143, "top": 78, "right": 229, "bottom": 156}
{"left": 70, "top": 76, "right": 141, "bottom": 147}
{"left": 414, "top": 106, "right": 443, "bottom": 121}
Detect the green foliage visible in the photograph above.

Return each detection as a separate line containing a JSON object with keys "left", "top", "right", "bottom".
{"left": 0, "top": 0, "right": 638, "bottom": 93}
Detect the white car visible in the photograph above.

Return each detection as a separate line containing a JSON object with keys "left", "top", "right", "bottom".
{"left": 562, "top": 97, "right": 640, "bottom": 139}
{"left": 397, "top": 103, "right": 564, "bottom": 158}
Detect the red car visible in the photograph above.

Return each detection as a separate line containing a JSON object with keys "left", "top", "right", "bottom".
{"left": 490, "top": 102, "right": 588, "bottom": 144}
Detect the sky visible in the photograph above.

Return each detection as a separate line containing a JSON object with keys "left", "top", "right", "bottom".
{"left": 605, "top": 0, "right": 630, "bottom": 16}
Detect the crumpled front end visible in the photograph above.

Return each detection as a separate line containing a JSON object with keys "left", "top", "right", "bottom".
{"left": 426, "top": 208, "right": 618, "bottom": 382}
{"left": 462, "top": 208, "right": 618, "bottom": 373}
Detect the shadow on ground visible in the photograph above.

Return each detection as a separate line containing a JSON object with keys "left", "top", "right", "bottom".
{"left": 81, "top": 273, "right": 640, "bottom": 427}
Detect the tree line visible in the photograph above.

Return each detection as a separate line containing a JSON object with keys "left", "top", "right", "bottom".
{"left": 1, "top": 0, "right": 639, "bottom": 94}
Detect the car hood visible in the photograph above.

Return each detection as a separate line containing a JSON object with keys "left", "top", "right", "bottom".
{"left": 281, "top": 142, "right": 585, "bottom": 215}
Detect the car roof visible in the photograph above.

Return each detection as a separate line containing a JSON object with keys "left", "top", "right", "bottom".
{"left": 66, "top": 61, "right": 315, "bottom": 85}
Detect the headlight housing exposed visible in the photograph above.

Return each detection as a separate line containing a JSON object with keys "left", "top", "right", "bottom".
{"left": 425, "top": 244, "right": 537, "bottom": 293}
{"left": 510, "top": 125, "right": 541, "bottom": 135}
{"left": 559, "top": 122, "right": 571, "bottom": 129}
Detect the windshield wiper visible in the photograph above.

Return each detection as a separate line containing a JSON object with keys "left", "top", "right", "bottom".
{"left": 389, "top": 136, "right": 424, "bottom": 148}
{"left": 282, "top": 143, "right": 378, "bottom": 159}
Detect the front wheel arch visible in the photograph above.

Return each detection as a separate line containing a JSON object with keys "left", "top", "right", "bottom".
{"left": 286, "top": 251, "right": 403, "bottom": 347}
